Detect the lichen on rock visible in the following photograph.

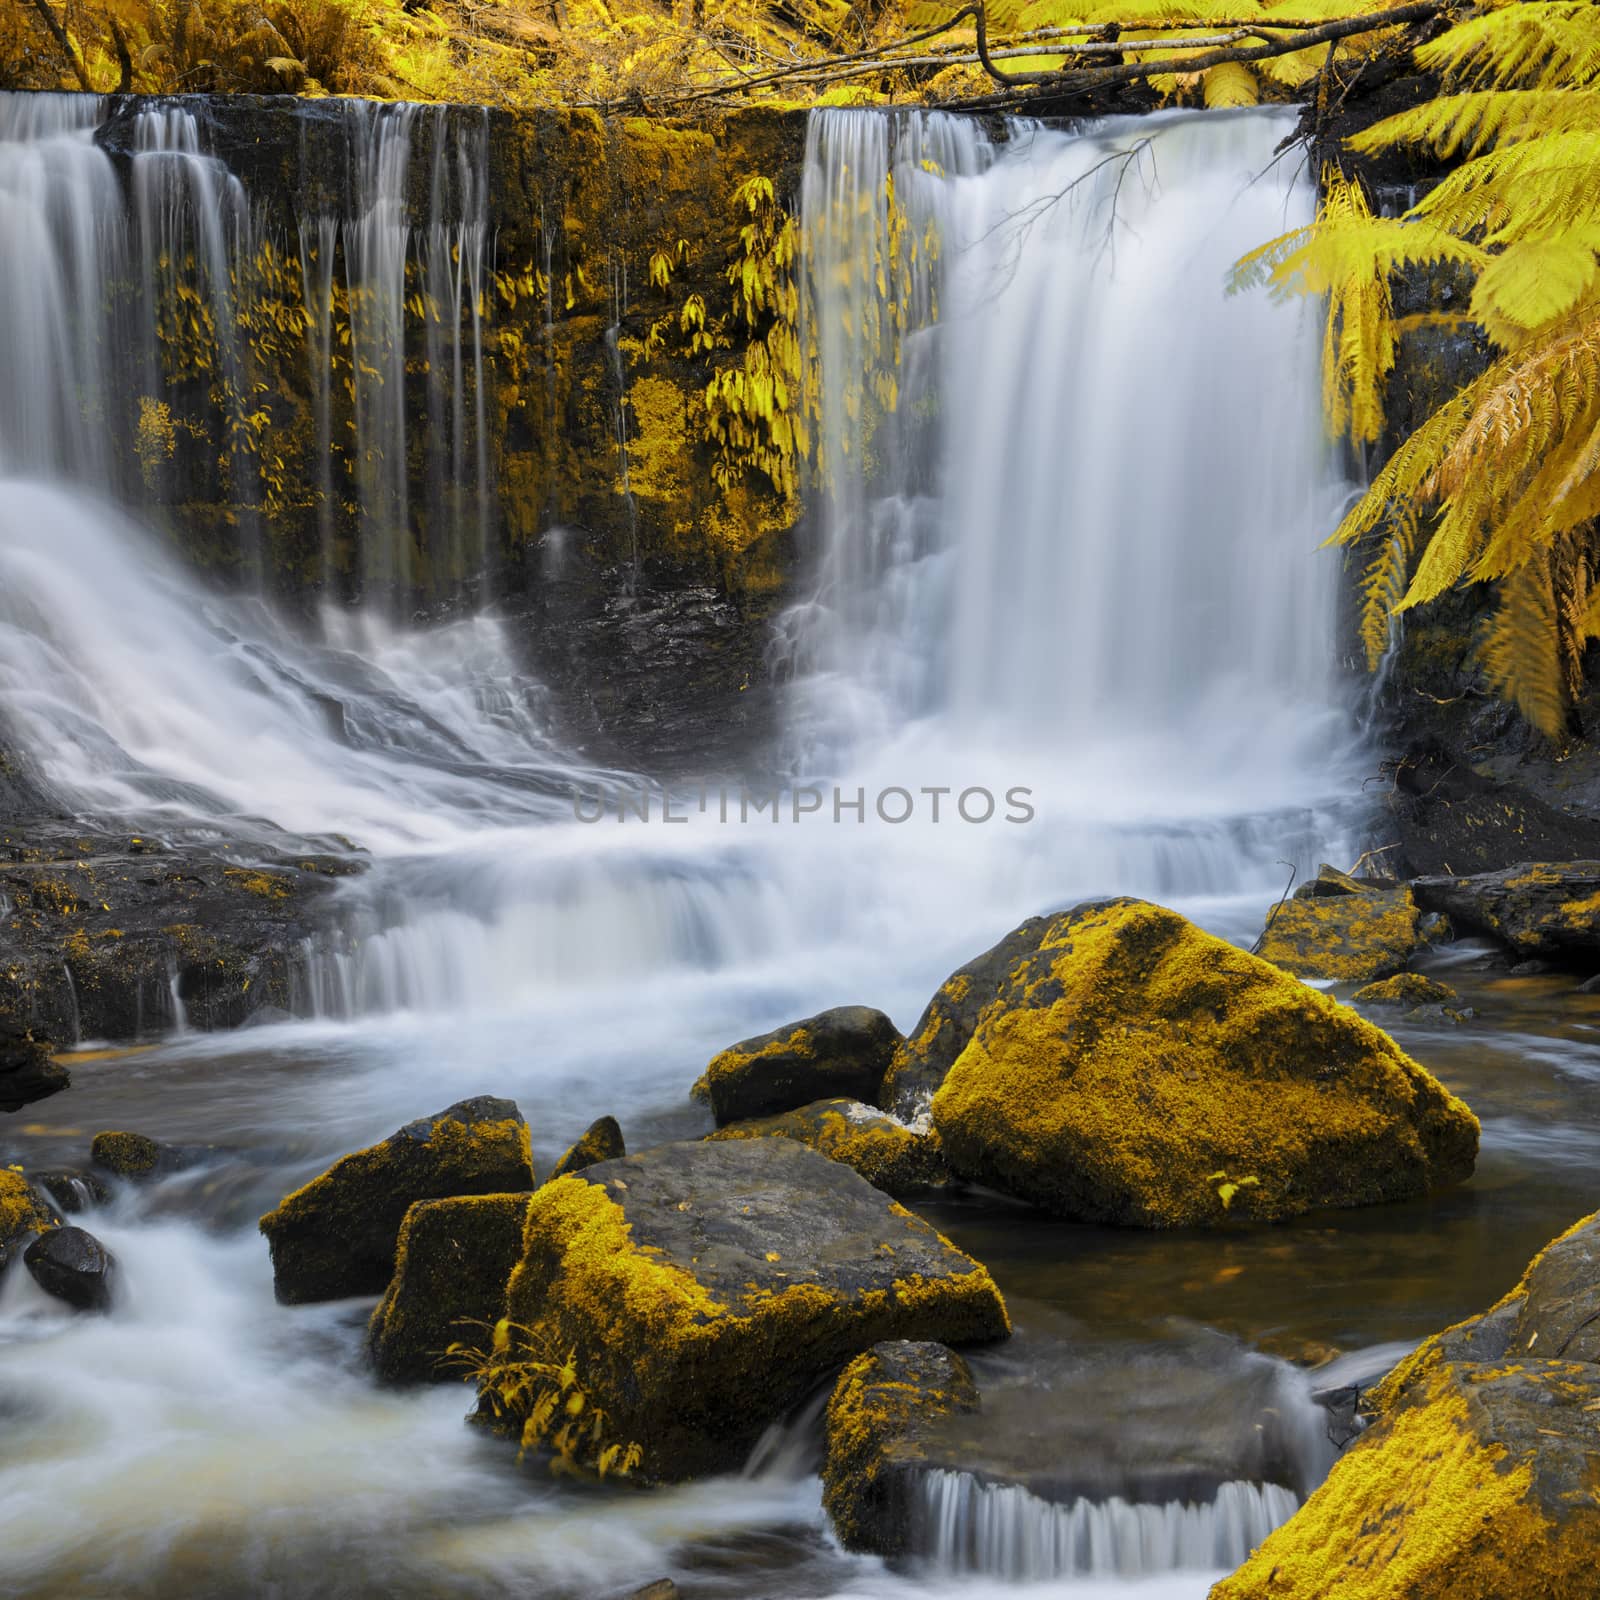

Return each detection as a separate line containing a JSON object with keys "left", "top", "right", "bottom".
{"left": 1350, "top": 973, "right": 1459, "bottom": 1008}
{"left": 822, "top": 1340, "right": 979, "bottom": 1557}
{"left": 491, "top": 1138, "right": 1009, "bottom": 1481}
{"left": 930, "top": 898, "right": 1478, "bottom": 1228}
{"left": 1256, "top": 886, "right": 1421, "bottom": 984}
{"left": 260, "top": 1096, "right": 535, "bottom": 1304}
{"left": 708, "top": 1098, "right": 949, "bottom": 1197}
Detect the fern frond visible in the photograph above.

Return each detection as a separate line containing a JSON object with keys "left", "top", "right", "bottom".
{"left": 1469, "top": 235, "right": 1600, "bottom": 346}
{"left": 1410, "top": 129, "right": 1600, "bottom": 243}
{"left": 1482, "top": 557, "right": 1566, "bottom": 736}
{"left": 1356, "top": 523, "right": 1416, "bottom": 669}
{"left": 1349, "top": 88, "right": 1600, "bottom": 158}
{"left": 1415, "top": 2, "right": 1600, "bottom": 91}
{"left": 1203, "top": 60, "right": 1259, "bottom": 106}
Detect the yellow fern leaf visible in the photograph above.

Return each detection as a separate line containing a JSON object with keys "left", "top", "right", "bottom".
{"left": 1203, "top": 61, "right": 1259, "bottom": 107}
{"left": 1482, "top": 558, "right": 1566, "bottom": 737}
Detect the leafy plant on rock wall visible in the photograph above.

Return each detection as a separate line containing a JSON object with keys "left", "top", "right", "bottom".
{"left": 1235, "top": 0, "right": 1600, "bottom": 737}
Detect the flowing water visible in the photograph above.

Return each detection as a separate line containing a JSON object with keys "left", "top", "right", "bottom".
{"left": 3, "top": 95, "right": 1594, "bottom": 1600}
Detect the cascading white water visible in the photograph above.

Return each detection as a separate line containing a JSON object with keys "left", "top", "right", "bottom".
{"left": 919, "top": 1472, "right": 1301, "bottom": 1581}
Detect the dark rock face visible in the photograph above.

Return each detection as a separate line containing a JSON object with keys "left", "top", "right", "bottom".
{"left": 366, "top": 1192, "right": 531, "bottom": 1385}
{"left": 708, "top": 1100, "right": 949, "bottom": 1199}
{"left": 495, "top": 1139, "right": 1009, "bottom": 1482}
{"left": 822, "top": 1340, "right": 979, "bottom": 1557}
{"left": 260, "top": 1097, "right": 534, "bottom": 1304}
{"left": 30, "top": 1169, "right": 112, "bottom": 1214}
{"left": 930, "top": 899, "right": 1477, "bottom": 1228}
{"left": 1412, "top": 863, "right": 1600, "bottom": 966}
{"left": 0, "top": 1023, "right": 67, "bottom": 1113}
{"left": 697, "top": 1006, "right": 903, "bottom": 1127}
{"left": 1215, "top": 1211, "right": 1600, "bottom": 1599}
{"left": 0, "top": 827, "right": 359, "bottom": 1044}
{"left": 24, "top": 1225, "right": 116, "bottom": 1312}
{"left": 879, "top": 917, "right": 1056, "bottom": 1119}
{"left": 549, "top": 1116, "right": 625, "bottom": 1181}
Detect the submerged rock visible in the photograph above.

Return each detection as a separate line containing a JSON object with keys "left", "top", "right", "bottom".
{"left": 90, "top": 1130, "right": 210, "bottom": 1181}
{"left": 1213, "top": 1212, "right": 1600, "bottom": 1599}
{"left": 260, "top": 1097, "right": 534, "bottom": 1304}
{"left": 695, "top": 1006, "right": 902, "bottom": 1126}
{"left": 707, "top": 1099, "right": 949, "bottom": 1197}
{"left": 1412, "top": 862, "right": 1600, "bottom": 965}
{"left": 930, "top": 899, "right": 1477, "bottom": 1227}
{"left": 549, "top": 1116, "right": 625, "bottom": 1181}
{"left": 1256, "top": 886, "right": 1421, "bottom": 984}
{"left": 492, "top": 1139, "right": 1009, "bottom": 1481}
{"left": 822, "top": 1340, "right": 979, "bottom": 1557}
{"left": 0, "top": 1024, "right": 68, "bottom": 1113}
{"left": 879, "top": 916, "right": 1058, "bottom": 1118}
{"left": 1349, "top": 973, "right": 1459, "bottom": 1008}
{"left": 24, "top": 1225, "right": 115, "bottom": 1311}
{"left": 367, "top": 1192, "right": 531, "bottom": 1385}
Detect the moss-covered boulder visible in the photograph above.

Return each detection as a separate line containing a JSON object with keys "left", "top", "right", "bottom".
{"left": 1350, "top": 973, "right": 1458, "bottom": 1008}
{"left": 880, "top": 916, "right": 1058, "bottom": 1118}
{"left": 1412, "top": 862, "right": 1600, "bottom": 965}
{"left": 822, "top": 1340, "right": 979, "bottom": 1557}
{"left": 549, "top": 1116, "right": 624, "bottom": 1181}
{"left": 1212, "top": 1213, "right": 1600, "bottom": 1600}
{"left": 707, "top": 1099, "right": 949, "bottom": 1198}
{"left": 90, "top": 1130, "right": 208, "bottom": 1181}
{"left": 1256, "top": 886, "right": 1421, "bottom": 983}
{"left": 930, "top": 899, "right": 1478, "bottom": 1228}
{"left": 492, "top": 1139, "right": 1009, "bottom": 1481}
{"left": 260, "top": 1097, "right": 534, "bottom": 1304}
{"left": 695, "top": 1006, "right": 902, "bottom": 1126}
{"left": 366, "top": 1192, "right": 531, "bottom": 1385}
{"left": 0, "top": 1169, "right": 54, "bottom": 1269}
{"left": 0, "top": 1023, "right": 67, "bottom": 1113}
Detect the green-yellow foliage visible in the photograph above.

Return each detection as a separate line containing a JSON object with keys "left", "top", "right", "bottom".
{"left": 451, "top": 1316, "right": 645, "bottom": 1480}
{"left": 1237, "top": 0, "right": 1600, "bottom": 736}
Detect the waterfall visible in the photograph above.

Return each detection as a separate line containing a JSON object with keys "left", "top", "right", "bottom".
{"left": 916, "top": 1471, "right": 1300, "bottom": 1581}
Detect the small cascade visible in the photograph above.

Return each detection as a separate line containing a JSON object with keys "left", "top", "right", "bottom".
{"left": 916, "top": 1470, "right": 1300, "bottom": 1581}
{"left": 298, "top": 212, "right": 340, "bottom": 586}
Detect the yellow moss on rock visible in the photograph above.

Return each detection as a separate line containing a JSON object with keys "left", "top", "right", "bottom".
{"left": 1350, "top": 973, "right": 1459, "bottom": 1008}
{"left": 931, "top": 898, "right": 1478, "bottom": 1228}
{"left": 0, "top": 1169, "right": 54, "bottom": 1252}
{"left": 495, "top": 1139, "right": 1008, "bottom": 1481}
{"left": 1256, "top": 888, "right": 1421, "bottom": 983}
{"left": 708, "top": 1098, "right": 948, "bottom": 1197}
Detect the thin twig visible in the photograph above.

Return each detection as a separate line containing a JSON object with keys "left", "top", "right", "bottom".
{"left": 1250, "top": 861, "right": 1300, "bottom": 955}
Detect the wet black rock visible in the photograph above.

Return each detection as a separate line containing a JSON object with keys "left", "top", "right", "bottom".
{"left": 24, "top": 1225, "right": 116, "bottom": 1312}
{"left": 31, "top": 1169, "right": 112, "bottom": 1214}
{"left": 696, "top": 1006, "right": 903, "bottom": 1127}
{"left": 0, "top": 1023, "right": 68, "bottom": 1114}
{"left": 260, "top": 1096, "right": 534, "bottom": 1304}
{"left": 1412, "top": 862, "right": 1600, "bottom": 966}
{"left": 549, "top": 1115, "right": 625, "bottom": 1180}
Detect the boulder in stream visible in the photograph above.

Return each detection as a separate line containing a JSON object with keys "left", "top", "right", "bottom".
{"left": 0, "top": 1023, "right": 68, "bottom": 1113}
{"left": 24, "top": 1225, "right": 115, "bottom": 1311}
{"left": 1255, "top": 884, "right": 1421, "bottom": 983}
{"left": 1349, "top": 973, "right": 1459, "bottom": 1008}
{"left": 1411, "top": 861, "right": 1600, "bottom": 966}
{"left": 549, "top": 1116, "right": 625, "bottom": 1181}
{"left": 930, "top": 899, "right": 1478, "bottom": 1227}
{"left": 707, "top": 1099, "right": 949, "bottom": 1198}
{"left": 1212, "top": 1211, "right": 1600, "bottom": 1600}
{"left": 695, "top": 1006, "right": 902, "bottom": 1125}
{"left": 489, "top": 1138, "right": 1009, "bottom": 1481}
{"left": 822, "top": 1340, "right": 979, "bottom": 1556}
{"left": 367, "top": 1192, "right": 531, "bottom": 1384}
{"left": 30, "top": 1169, "right": 112, "bottom": 1214}
{"left": 90, "top": 1130, "right": 210, "bottom": 1182}
{"left": 260, "top": 1097, "right": 535, "bottom": 1304}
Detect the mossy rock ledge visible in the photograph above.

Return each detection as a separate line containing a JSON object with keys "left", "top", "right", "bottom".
{"left": 367, "top": 1192, "right": 532, "bottom": 1385}
{"left": 1412, "top": 862, "right": 1600, "bottom": 966}
{"left": 1211, "top": 1212, "right": 1600, "bottom": 1599}
{"left": 0, "top": 1169, "right": 55, "bottom": 1270}
{"left": 821, "top": 1340, "right": 979, "bottom": 1558}
{"left": 0, "top": 1023, "right": 68, "bottom": 1114}
{"left": 930, "top": 898, "right": 1478, "bottom": 1228}
{"left": 495, "top": 1138, "right": 1009, "bottom": 1481}
{"left": 696, "top": 1006, "right": 902, "bottom": 1126}
{"left": 1256, "top": 884, "right": 1422, "bottom": 985}
{"left": 707, "top": 1099, "right": 950, "bottom": 1198}
{"left": 260, "top": 1097, "right": 535, "bottom": 1304}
